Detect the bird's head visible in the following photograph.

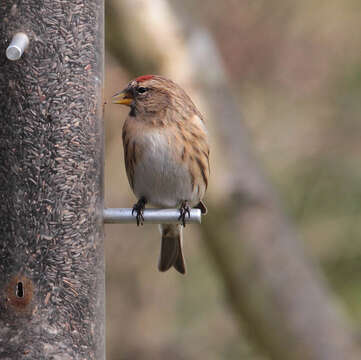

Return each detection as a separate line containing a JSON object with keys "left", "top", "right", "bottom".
{"left": 112, "top": 75, "right": 198, "bottom": 120}
{"left": 112, "top": 75, "right": 176, "bottom": 116}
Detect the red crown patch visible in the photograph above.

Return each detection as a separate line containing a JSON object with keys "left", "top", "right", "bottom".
{"left": 135, "top": 75, "right": 155, "bottom": 82}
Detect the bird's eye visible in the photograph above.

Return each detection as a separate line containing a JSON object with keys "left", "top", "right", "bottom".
{"left": 137, "top": 87, "right": 148, "bottom": 94}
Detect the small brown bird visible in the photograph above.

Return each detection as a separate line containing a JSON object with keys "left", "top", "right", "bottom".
{"left": 112, "top": 75, "right": 210, "bottom": 274}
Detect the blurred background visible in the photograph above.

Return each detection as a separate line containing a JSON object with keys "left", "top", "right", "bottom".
{"left": 104, "top": 0, "right": 361, "bottom": 359}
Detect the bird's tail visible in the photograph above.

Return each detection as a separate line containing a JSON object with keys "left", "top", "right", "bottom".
{"left": 158, "top": 224, "right": 186, "bottom": 274}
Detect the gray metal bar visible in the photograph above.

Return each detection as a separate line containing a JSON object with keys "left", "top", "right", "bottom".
{"left": 104, "top": 208, "right": 202, "bottom": 224}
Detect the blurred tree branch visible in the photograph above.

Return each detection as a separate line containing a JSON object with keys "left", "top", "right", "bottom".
{"left": 106, "top": 0, "right": 361, "bottom": 359}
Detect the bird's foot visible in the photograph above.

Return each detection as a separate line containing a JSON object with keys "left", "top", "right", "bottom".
{"left": 132, "top": 197, "right": 147, "bottom": 226}
{"left": 178, "top": 200, "right": 191, "bottom": 227}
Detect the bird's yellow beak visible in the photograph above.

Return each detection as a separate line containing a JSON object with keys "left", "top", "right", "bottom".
{"left": 112, "top": 91, "right": 133, "bottom": 106}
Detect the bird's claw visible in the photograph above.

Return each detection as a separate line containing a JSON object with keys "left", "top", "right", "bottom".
{"left": 178, "top": 201, "right": 191, "bottom": 227}
{"left": 132, "top": 197, "right": 147, "bottom": 226}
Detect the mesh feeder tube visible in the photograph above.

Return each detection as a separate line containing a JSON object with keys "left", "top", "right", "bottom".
{"left": 0, "top": 1, "right": 104, "bottom": 359}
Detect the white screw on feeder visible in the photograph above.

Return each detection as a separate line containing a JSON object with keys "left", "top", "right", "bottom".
{"left": 6, "top": 32, "right": 30, "bottom": 61}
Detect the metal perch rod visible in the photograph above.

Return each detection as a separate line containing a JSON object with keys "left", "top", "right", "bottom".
{"left": 103, "top": 208, "right": 202, "bottom": 224}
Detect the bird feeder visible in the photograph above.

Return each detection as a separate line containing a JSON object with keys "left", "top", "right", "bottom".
{"left": 0, "top": 1, "right": 104, "bottom": 358}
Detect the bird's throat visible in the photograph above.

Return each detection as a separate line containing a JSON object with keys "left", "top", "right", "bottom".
{"left": 129, "top": 105, "right": 137, "bottom": 117}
